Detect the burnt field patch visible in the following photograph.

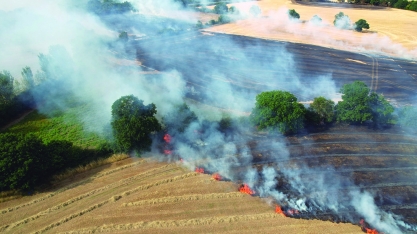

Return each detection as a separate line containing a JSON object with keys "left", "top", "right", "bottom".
{"left": 134, "top": 32, "right": 417, "bottom": 106}
{"left": 245, "top": 124, "right": 417, "bottom": 228}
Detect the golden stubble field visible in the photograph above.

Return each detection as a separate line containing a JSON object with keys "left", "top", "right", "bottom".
{"left": 0, "top": 158, "right": 362, "bottom": 233}
{"left": 203, "top": 0, "right": 417, "bottom": 59}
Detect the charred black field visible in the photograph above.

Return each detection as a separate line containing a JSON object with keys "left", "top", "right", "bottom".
{"left": 132, "top": 32, "right": 417, "bottom": 230}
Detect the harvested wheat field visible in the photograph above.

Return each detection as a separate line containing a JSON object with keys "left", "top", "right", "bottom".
{"left": 203, "top": 0, "right": 417, "bottom": 58}
{"left": 0, "top": 158, "right": 362, "bottom": 234}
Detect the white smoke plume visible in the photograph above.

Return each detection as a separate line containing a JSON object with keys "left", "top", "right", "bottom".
{"left": 1, "top": 1, "right": 416, "bottom": 233}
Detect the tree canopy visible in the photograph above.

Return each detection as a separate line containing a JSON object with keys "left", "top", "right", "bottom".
{"left": 309, "top": 96, "right": 335, "bottom": 124}
{"left": 250, "top": 91, "right": 306, "bottom": 134}
{"left": 214, "top": 3, "right": 228, "bottom": 14}
{"left": 333, "top": 12, "right": 352, "bottom": 29}
{"left": 398, "top": 106, "right": 417, "bottom": 131}
{"left": 163, "top": 103, "right": 197, "bottom": 133}
{"left": 354, "top": 19, "right": 370, "bottom": 32}
{"left": 111, "top": 95, "right": 161, "bottom": 153}
{"left": 0, "top": 71, "right": 14, "bottom": 105}
{"left": 249, "top": 5, "right": 262, "bottom": 16}
{"left": 288, "top": 9, "right": 300, "bottom": 19}
{"left": 335, "top": 81, "right": 394, "bottom": 125}
{"left": 336, "top": 81, "right": 372, "bottom": 123}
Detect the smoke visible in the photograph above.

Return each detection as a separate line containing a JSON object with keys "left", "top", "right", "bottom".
{"left": 1, "top": 1, "right": 416, "bottom": 233}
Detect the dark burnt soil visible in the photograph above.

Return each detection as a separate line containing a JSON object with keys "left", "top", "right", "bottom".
{"left": 248, "top": 124, "right": 417, "bottom": 228}
{"left": 134, "top": 32, "right": 417, "bottom": 106}
{"left": 133, "top": 32, "right": 417, "bottom": 231}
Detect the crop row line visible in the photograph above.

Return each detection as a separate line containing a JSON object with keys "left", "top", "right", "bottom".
{"left": 60, "top": 212, "right": 279, "bottom": 233}
{"left": 0, "top": 163, "right": 177, "bottom": 232}
{"left": 0, "top": 159, "right": 146, "bottom": 215}
{"left": 33, "top": 172, "right": 200, "bottom": 234}
{"left": 123, "top": 192, "right": 245, "bottom": 207}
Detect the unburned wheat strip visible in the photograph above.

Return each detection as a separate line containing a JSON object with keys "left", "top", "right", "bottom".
{"left": 0, "top": 163, "right": 177, "bottom": 231}
{"left": 0, "top": 159, "right": 146, "bottom": 215}
{"left": 123, "top": 192, "right": 245, "bottom": 207}
{"left": 61, "top": 213, "right": 280, "bottom": 233}
{"left": 32, "top": 200, "right": 110, "bottom": 234}
{"left": 30, "top": 172, "right": 200, "bottom": 234}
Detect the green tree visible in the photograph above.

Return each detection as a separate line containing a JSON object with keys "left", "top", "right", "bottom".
{"left": 368, "top": 93, "right": 395, "bottom": 126}
{"left": 288, "top": 9, "right": 300, "bottom": 19}
{"left": 118, "top": 31, "right": 128, "bottom": 42}
{"left": 0, "top": 133, "right": 49, "bottom": 191}
{"left": 0, "top": 71, "right": 14, "bottom": 105}
{"left": 21, "top": 66, "right": 35, "bottom": 90}
{"left": 214, "top": 2, "right": 228, "bottom": 14}
{"left": 310, "top": 15, "right": 322, "bottom": 24}
{"left": 111, "top": 95, "right": 161, "bottom": 153}
{"left": 333, "top": 12, "right": 352, "bottom": 29}
{"left": 398, "top": 106, "right": 417, "bottom": 131}
{"left": 309, "top": 96, "right": 335, "bottom": 124}
{"left": 250, "top": 91, "right": 306, "bottom": 134}
{"left": 163, "top": 103, "right": 197, "bottom": 133}
{"left": 354, "top": 19, "right": 370, "bottom": 32}
{"left": 394, "top": 0, "right": 408, "bottom": 8}
{"left": 218, "top": 14, "right": 231, "bottom": 24}
{"left": 335, "top": 81, "right": 393, "bottom": 126}
{"left": 196, "top": 20, "right": 203, "bottom": 29}
{"left": 249, "top": 5, "right": 262, "bottom": 16}
{"left": 229, "top": 6, "right": 239, "bottom": 15}
{"left": 336, "top": 81, "right": 372, "bottom": 124}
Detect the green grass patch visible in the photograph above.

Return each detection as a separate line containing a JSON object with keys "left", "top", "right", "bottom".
{"left": 4, "top": 104, "right": 107, "bottom": 149}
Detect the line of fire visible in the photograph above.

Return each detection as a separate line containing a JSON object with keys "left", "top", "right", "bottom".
{"left": 158, "top": 132, "right": 382, "bottom": 234}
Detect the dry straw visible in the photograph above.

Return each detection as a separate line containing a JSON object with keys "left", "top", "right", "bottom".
{"left": 1, "top": 163, "right": 177, "bottom": 232}
{"left": 0, "top": 157, "right": 143, "bottom": 215}
{"left": 123, "top": 192, "right": 245, "bottom": 207}
{"left": 30, "top": 172, "right": 200, "bottom": 234}
{"left": 61, "top": 213, "right": 279, "bottom": 233}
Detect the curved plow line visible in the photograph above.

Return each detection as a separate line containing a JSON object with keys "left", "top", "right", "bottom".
{"left": 32, "top": 200, "right": 110, "bottom": 234}
{"left": 32, "top": 172, "right": 199, "bottom": 234}
{"left": 0, "top": 164, "right": 178, "bottom": 232}
{"left": 305, "top": 132, "right": 417, "bottom": 139}
{"left": 0, "top": 159, "right": 146, "bottom": 215}
{"left": 287, "top": 142, "right": 417, "bottom": 147}
{"left": 254, "top": 154, "right": 417, "bottom": 163}
{"left": 123, "top": 192, "right": 245, "bottom": 207}
{"left": 60, "top": 213, "right": 279, "bottom": 234}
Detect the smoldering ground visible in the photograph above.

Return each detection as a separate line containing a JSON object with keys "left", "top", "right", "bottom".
{"left": 1, "top": 0, "right": 416, "bottom": 233}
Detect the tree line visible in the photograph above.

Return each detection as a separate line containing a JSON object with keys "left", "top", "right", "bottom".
{"left": 251, "top": 81, "right": 417, "bottom": 134}
{"left": 349, "top": 0, "right": 417, "bottom": 12}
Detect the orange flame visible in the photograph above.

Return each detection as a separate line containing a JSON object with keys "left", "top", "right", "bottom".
{"left": 212, "top": 173, "right": 222, "bottom": 181}
{"left": 195, "top": 167, "right": 204, "bottom": 173}
{"left": 365, "top": 228, "right": 379, "bottom": 234}
{"left": 239, "top": 184, "right": 255, "bottom": 195}
{"left": 275, "top": 205, "right": 287, "bottom": 217}
{"left": 163, "top": 134, "right": 171, "bottom": 143}
{"left": 360, "top": 219, "right": 380, "bottom": 234}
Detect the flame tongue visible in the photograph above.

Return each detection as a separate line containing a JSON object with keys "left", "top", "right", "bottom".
{"left": 195, "top": 167, "right": 204, "bottom": 173}
{"left": 163, "top": 134, "right": 171, "bottom": 143}
{"left": 239, "top": 184, "right": 255, "bottom": 195}
{"left": 360, "top": 219, "right": 380, "bottom": 234}
{"left": 212, "top": 173, "right": 222, "bottom": 181}
{"left": 275, "top": 205, "right": 287, "bottom": 217}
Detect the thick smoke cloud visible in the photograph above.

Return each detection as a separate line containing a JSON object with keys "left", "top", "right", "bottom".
{"left": 1, "top": 1, "right": 416, "bottom": 233}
